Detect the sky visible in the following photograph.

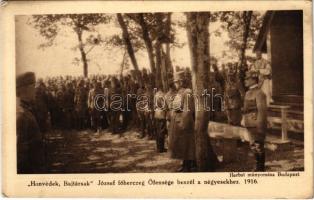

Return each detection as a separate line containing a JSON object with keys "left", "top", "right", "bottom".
{"left": 15, "top": 12, "right": 254, "bottom": 78}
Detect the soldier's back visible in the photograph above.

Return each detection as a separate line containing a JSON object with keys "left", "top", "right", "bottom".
{"left": 17, "top": 101, "right": 44, "bottom": 173}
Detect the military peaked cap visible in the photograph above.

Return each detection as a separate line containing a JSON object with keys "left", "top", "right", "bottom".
{"left": 16, "top": 72, "right": 36, "bottom": 88}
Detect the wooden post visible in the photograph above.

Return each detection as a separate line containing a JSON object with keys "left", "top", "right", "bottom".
{"left": 281, "top": 107, "right": 288, "bottom": 141}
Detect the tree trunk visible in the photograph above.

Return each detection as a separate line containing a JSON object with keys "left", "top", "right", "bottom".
{"left": 165, "top": 13, "right": 174, "bottom": 86}
{"left": 77, "top": 30, "right": 88, "bottom": 77}
{"left": 154, "top": 42, "right": 163, "bottom": 89}
{"left": 117, "top": 13, "right": 142, "bottom": 82}
{"left": 186, "top": 12, "right": 218, "bottom": 172}
{"left": 138, "top": 13, "right": 156, "bottom": 76}
{"left": 160, "top": 49, "right": 169, "bottom": 91}
{"left": 239, "top": 11, "right": 252, "bottom": 87}
{"left": 154, "top": 13, "right": 165, "bottom": 90}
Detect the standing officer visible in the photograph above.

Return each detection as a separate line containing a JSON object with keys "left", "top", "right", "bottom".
{"left": 34, "top": 79, "right": 49, "bottom": 132}
{"left": 168, "top": 70, "right": 195, "bottom": 172}
{"left": 136, "top": 83, "right": 147, "bottom": 138}
{"left": 144, "top": 83, "right": 155, "bottom": 140}
{"left": 108, "top": 77, "right": 122, "bottom": 134}
{"left": 88, "top": 81, "right": 104, "bottom": 133}
{"left": 252, "top": 51, "right": 273, "bottom": 105}
{"left": 213, "top": 62, "right": 244, "bottom": 125}
{"left": 74, "top": 80, "right": 88, "bottom": 130}
{"left": 242, "top": 71, "right": 268, "bottom": 171}
{"left": 154, "top": 84, "right": 167, "bottom": 153}
{"left": 16, "top": 72, "right": 45, "bottom": 173}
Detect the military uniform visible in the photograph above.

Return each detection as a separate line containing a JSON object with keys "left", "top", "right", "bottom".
{"left": 224, "top": 80, "right": 243, "bottom": 126}
{"left": 243, "top": 71, "right": 267, "bottom": 171}
{"left": 136, "top": 86, "right": 147, "bottom": 138}
{"left": 168, "top": 71, "right": 195, "bottom": 172}
{"left": 108, "top": 78, "right": 122, "bottom": 134}
{"left": 88, "top": 82, "right": 104, "bottom": 132}
{"left": 63, "top": 83, "right": 75, "bottom": 129}
{"left": 16, "top": 72, "right": 44, "bottom": 173}
{"left": 168, "top": 87, "right": 195, "bottom": 161}
{"left": 214, "top": 63, "right": 244, "bottom": 125}
{"left": 143, "top": 85, "right": 154, "bottom": 139}
{"left": 154, "top": 90, "right": 167, "bottom": 152}
{"left": 34, "top": 82, "right": 49, "bottom": 132}
{"left": 252, "top": 57, "right": 273, "bottom": 105}
{"left": 74, "top": 81, "right": 89, "bottom": 130}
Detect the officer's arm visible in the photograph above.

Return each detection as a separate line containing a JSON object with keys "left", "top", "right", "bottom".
{"left": 256, "top": 91, "right": 267, "bottom": 133}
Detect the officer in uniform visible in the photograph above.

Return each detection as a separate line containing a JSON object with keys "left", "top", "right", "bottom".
{"left": 154, "top": 84, "right": 167, "bottom": 152}
{"left": 144, "top": 83, "right": 155, "bottom": 140}
{"left": 74, "top": 80, "right": 89, "bottom": 130}
{"left": 252, "top": 51, "right": 273, "bottom": 105}
{"left": 168, "top": 70, "right": 195, "bottom": 172}
{"left": 34, "top": 79, "right": 49, "bottom": 132}
{"left": 88, "top": 81, "right": 104, "bottom": 133}
{"left": 108, "top": 77, "right": 122, "bottom": 134}
{"left": 63, "top": 81, "right": 75, "bottom": 130}
{"left": 214, "top": 62, "right": 244, "bottom": 125}
{"left": 136, "top": 83, "right": 147, "bottom": 138}
{"left": 242, "top": 71, "right": 268, "bottom": 171}
{"left": 16, "top": 72, "right": 45, "bottom": 173}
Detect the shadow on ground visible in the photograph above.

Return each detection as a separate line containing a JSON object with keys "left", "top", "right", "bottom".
{"left": 44, "top": 129, "right": 304, "bottom": 173}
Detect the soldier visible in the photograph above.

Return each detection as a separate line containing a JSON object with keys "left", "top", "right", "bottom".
{"left": 242, "top": 71, "right": 268, "bottom": 171}
{"left": 129, "top": 70, "right": 140, "bottom": 129}
{"left": 213, "top": 62, "right": 244, "bottom": 125}
{"left": 34, "top": 78, "right": 49, "bottom": 132}
{"left": 108, "top": 77, "right": 122, "bottom": 134}
{"left": 143, "top": 83, "right": 155, "bottom": 140}
{"left": 88, "top": 81, "right": 104, "bottom": 133}
{"left": 63, "top": 81, "right": 75, "bottom": 130}
{"left": 164, "top": 77, "right": 176, "bottom": 149}
{"left": 154, "top": 82, "right": 167, "bottom": 152}
{"left": 252, "top": 50, "right": 273, "bottom": 105}
{"left": 74, "top": 79, "right": 89, "bottom": 130}
{"left": 168, "top": 70, "right": 195, "bottom": 172}
{"left": 16, "top": 72, "right": 45, "bottom": 173}
{"left": 136, "top": 84, "right": 147, "bottom": 138}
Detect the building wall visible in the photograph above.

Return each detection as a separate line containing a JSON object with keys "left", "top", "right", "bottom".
{"left": 270, "top": 10, "right": 303, "bottom": 97}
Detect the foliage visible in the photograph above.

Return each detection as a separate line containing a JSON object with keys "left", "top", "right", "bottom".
{"left": 30, "top": 14, "right": 111, "bottom": 48}
{"left": 29, "top": 13, "right": 111, "bottom": 75}
{"left": 106, "top": 13, "right": 184, "bottom": 52}
{"left": 219, "top": 11, "right": 263, "bottom": 54}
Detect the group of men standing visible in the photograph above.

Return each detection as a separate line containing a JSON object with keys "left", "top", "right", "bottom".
{"left": 16, "top": 51, "right": 271, "bottom": 173}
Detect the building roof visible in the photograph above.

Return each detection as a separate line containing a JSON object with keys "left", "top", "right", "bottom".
{"left": 253, "top": 11, "right": 275, "bottom": 53}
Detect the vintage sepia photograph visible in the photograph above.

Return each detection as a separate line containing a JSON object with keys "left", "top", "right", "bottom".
{"left": 1, "top": 0, "right": 313, "bottom": 198}
{"left": 15, "top": 10, "right": 305, "bottom": 174}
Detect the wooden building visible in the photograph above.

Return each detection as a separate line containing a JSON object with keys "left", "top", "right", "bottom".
{"left": 253, "top": 10, "right": 304, "bottom": 135}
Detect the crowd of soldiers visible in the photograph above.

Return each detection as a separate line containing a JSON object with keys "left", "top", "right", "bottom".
{"left": 32, "top": 69, "right": 157, "bottom": 135}
{"left": 17, "top": 51, "right": 270, "bottom": 173}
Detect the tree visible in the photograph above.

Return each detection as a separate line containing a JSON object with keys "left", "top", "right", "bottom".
{"left": 109, "top": 12, "right": 181, "bottom": 89}
{"left": 30, "top": 14, "right": 111, "bottom": 77}
{"left": 219, "top": 11, "right": 262, "bottom": 62}
{"left": 127, "top": 12, "right": 175, "bottom": 90}
{"left": 238, "top": 11, "right": 253, "bottom": 88}
{"left": 218, "top": 11, "right": 262, "bottom": 87}
{"left": 137, "top": 13, "right": 156, "bottom": 76}
{"left": 116, "top": 14, "right": 141, "bottom": 73}
{"left": 186, "top": 12, "right": 218, "bottom": 172}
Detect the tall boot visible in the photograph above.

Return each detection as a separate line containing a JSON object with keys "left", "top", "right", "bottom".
{"left": 184, "top": 160, "right": 192, "bottom": 172}
{"left": 254, "top": 152, "right": 265, "bottom": 172}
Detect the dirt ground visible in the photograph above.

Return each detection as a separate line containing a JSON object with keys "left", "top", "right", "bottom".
{"left": 44, "top": 129, "right": 304, "bottom": 173}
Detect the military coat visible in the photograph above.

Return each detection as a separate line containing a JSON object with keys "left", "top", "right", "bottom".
{"left": 168, "top": 88, "right": 195, "bottom": 160}
{"left": 242, "top": 85, "right": 267, "bottom": 142}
